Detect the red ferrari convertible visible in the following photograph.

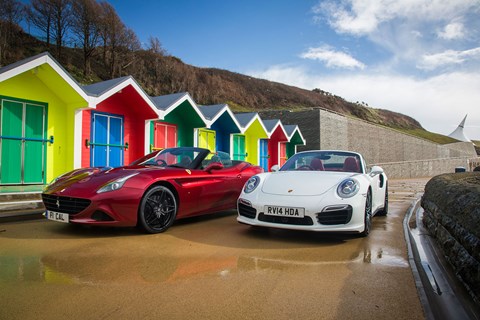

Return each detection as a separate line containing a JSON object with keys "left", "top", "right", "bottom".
{"left": 42, "top": 147, "right": 263, "bottom": 233}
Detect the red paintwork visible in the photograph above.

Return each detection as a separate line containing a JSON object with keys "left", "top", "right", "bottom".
{"left": 81, "top": 84, "right": 158, "bottom": 167}
{"left": 43, "top": 148, "right": 263, "bottom": 229}
{"left": 267, "top": 126, "right": 288, "bottom": 170}
{"left": 81, "top": 111, "right": 91, "bottom": 167}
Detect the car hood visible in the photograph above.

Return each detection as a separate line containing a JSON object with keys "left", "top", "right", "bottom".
{"left": 44, "top": 165, "right": 166, "bottom": 195}
{"left": 260, "top": 171, "right": 355, "bottom": 196}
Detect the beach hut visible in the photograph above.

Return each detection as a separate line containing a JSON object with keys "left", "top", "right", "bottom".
{"left": 284, "top": 124, "right": 306, "bottom": 158}
{"left": 81, "top": 76, "right": 161, "bottom": 167}
{"left": 150, "top": 93, "right": 207, "bottom": 150}
{"left": 234, "top": 112, "right": 268, "bottom": 165}
{"left": 198, "top": 104, "right": 241, "bottom": 154}
{"left": 262, "top": 119, "right": 289, "bottom": 171}
{"left": 0, "top": 52, "right": 89, "bottom": 185}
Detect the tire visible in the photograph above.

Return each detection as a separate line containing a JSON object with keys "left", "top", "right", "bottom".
{"left": 138, "top": 185, "right": 177, "bottom": 233}
{"left": 377, "top": 184, "right": 389, "bottom": 216}
{"left": 360, "top": 190, "right": 372, "bottom": 237}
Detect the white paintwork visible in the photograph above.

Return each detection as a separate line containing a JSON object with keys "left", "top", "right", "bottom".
{"left": 237, "top": 150, "right": 388, "bottom": 234}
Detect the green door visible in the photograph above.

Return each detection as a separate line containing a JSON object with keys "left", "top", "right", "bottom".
{"left": 0, "top": 98, "right": 47, "bottom": 185}
{"left": 24, "top": 104, "right": 45, "bottom": 183}
{"left": 232, "top": 134, "right": 247, "bottom": 161}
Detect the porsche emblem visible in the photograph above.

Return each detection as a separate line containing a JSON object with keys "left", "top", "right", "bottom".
{"left": 288, "top": 189, "right": 293, "bottom": 193}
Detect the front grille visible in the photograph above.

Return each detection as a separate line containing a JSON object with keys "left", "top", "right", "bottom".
{"left": 238, "top": 203, "right": 257, "bottom": 219}
{"left": 42, "top": 194, "right": 91, "bottom": 215}
{"left": 258, "top": 213, "right": 314, "bottom": 226}
{"left": 317, "top": 205, "right": 353, "bottom": 225}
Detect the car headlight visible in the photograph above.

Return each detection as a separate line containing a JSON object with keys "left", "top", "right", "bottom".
{"left": 97, "top": 173, "right": 139, "bottom": 194}
{"left": 337, "top": 178, "right": 359, "bottom": 198}
{"left": 244, "top": 176, "right": 260, "bottom": 193}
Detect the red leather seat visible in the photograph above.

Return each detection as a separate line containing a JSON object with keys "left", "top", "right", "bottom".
{"left": 311, "top": 158, "right": 324, "bottom": 171}
{"left": 343, "top": 157, "right": 360, "bottom": 173}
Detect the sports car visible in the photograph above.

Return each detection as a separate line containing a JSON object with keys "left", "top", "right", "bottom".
{"left": 42, "top": 147, "right": 263, "bottom": 233}
{"left": 237, "top": 150, "right": 388, "bottom": 236}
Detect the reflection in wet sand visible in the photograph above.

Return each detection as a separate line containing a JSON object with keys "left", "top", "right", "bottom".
{"left": 0, "top": 244, "right": 409, "bottom": 286}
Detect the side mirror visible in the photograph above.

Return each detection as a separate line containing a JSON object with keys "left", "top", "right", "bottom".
{"left": 270, "top": 165, "right": 280, "bottom": 172}
{"left": 205, "top": 162, "right": 224, "bottom": 173}
{"left": 370, "top": 166, "right": 384, "bottom": 176}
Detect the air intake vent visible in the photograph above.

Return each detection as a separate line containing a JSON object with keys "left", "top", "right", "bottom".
{"left": 317, "top": 205, "right": 353, "bottom": 225}
{"left": 238, "top": 202, "right": 257, "bottom": 219}
{"left": 42, "top": 194, "right": 91, "bottom": 215}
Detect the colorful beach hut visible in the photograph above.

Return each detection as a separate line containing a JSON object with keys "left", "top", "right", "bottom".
{"left": 262, "top": 119, "right": 289, "bottom": 171}
{"left": 284, "top": 124, "right": 306, "bottom": 158}
{"left": 198, "top": 104, "right": 241, "bottom": 154}
{"left": 0, "top": 52, "right": 90, "bottom": 185}
{"left": 234, "top": 112, "right": 268, "bottom": 165}
{"left": 81, "top": 76, "right": 161, "bottom": 167}
{"left": 150, "top": 93, "right": 206, "bottom": 150}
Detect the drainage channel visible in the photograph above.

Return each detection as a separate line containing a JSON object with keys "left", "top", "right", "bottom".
{"left": 404, "top": 197, "right": 480, "bottom": 320}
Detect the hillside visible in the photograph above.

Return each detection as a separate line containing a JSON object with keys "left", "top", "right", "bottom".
{"left": 120, "top": 52, "right": 425, "bottom": 131}
{"left": 1, "top": 26, "right": 459, "bottom": 144}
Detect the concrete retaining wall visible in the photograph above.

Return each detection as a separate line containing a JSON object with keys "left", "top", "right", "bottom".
{"left": 421, "top": 173, "right": 480, "bottom": 304}
{"left": 375, "top": 158, "right": 480, "bottom": 179}
{"left": 260, "top": 109, "right": 479, "bottom": 178}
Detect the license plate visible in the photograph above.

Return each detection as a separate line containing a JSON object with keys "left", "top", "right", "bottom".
{"left": 46, "top": 210, "right": 69, "bottom": 223}
{"left": 264, "top": 206, "right": 305, "bottom": 218}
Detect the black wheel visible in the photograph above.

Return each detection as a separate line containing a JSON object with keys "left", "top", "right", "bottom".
{"left": 377, "top": 184, "right": 389, "bottom": 216}
{"left": 360, "top": 190, "right": 372, "bottom": 237}
{"left": 138, "top": 186, "right": 177, "bottom": 233}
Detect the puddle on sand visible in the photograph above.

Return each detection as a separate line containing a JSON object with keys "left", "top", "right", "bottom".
{"left": 0, "top": 246, "right": 410, "bottom": 285}
{"left": 361, "top": 247, "right": 409, "bottom": 267}
{"left": 0, "top": 253, "right": 239, "bottom": 285}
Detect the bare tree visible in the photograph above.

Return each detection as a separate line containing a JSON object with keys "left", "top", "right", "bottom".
{"left": 148, "top": 36, "right": 165, "bottom": 55}
{"left": 98, "top": 1, "right": 125, "bottom": 78}
{"left": 71, "top": 0, "right": 100, "bottom": 76}
{"left": 144, "top": 36, "right": 165, "bottom": 86}
{"left": 27, "top": 0, "right": 53, "bottom": 48}
{"left": 0, "top": 0, "right": 24, "bottom": 65}
{"left": 116, "top": 27, "right": 141, "bottom": 77}
{"left": 50, "top": 0, "right": 72, "bottom": 59}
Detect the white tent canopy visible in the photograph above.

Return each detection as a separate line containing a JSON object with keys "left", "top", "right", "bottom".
{"left": 448, "top": 114, "right": 471, "bottom": 142}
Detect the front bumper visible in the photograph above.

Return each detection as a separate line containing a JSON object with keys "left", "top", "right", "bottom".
{"left": 42, "top": 187, "right": 144, "bottom": 227}
{"left": 237, "top": 192, "right": 367, "bottom": 233}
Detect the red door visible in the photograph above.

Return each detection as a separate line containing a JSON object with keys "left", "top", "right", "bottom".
{"left": 154, "top": 122, "right": 177, "bottom": 151}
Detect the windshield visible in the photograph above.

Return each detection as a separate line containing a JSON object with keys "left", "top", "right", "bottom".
{"left": 130, "top": 147, "right": 211, "bottom": 169}
{"left": 200, "top": 151, "right": 234, "bottom": 169}
{"left": 280, "top": 151, "right": 364, "bottom": 173}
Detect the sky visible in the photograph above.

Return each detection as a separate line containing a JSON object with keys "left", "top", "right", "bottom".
{"left": 109, "top": 0, "right": 480, "bottom": 140}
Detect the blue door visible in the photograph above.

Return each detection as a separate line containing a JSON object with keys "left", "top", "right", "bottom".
{"left": 109, "top": 117, "right": 123, "bottom": 167}
{"left": 91, "top": 112, "right": 124, "bottom": 167}
{"left": 259, "top": 139, "right": 269, "bottom": 171}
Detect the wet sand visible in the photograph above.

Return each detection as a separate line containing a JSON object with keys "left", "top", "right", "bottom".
{"left": 0, "top": 179, "right": 429, "bottom": 319}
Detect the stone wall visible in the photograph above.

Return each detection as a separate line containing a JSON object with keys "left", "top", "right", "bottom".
{"left": 421, "top": 173, "right": 480, "bottom": 304}
{"left": 260, "top": 109, "right": 479, "bottom": 178}
{"left": 376, "top": 158, "right": 478, "bottom": 179}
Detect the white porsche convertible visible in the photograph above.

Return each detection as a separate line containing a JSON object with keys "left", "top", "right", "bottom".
{"left": 237, "top": 150, "right": 388, "bottom": 236}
